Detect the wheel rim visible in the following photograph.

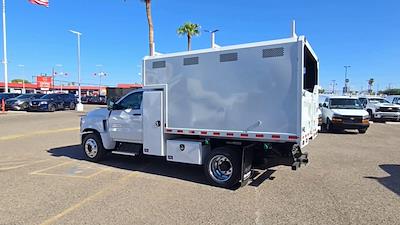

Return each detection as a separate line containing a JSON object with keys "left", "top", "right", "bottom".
{"left": 85, "top": 138, "right": 98, "bottom": 158}
{"left": 208, "top": 155, "right": 233, "bottom": 183}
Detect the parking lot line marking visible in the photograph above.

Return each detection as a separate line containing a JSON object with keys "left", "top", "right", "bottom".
{"left": 0, "top": 127, "right": 79, "bottom": 141}
{"left": 40, "top": 172, "right": 138, "bottom": 225}
{"left": 30, "top": 161, "right": 73, "bottom": 175}
{"left": 0, "top": 159, "right": 50, "bottom": 171}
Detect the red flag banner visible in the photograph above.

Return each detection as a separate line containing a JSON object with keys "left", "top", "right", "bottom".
{"left": 29, "top": 0, "right": 49, "bottom": 7}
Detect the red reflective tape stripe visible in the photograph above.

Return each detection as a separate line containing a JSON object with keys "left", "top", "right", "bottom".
{"left": 272, "top": 135, "right": 280, "bottom": 139}
{"left": 166, "top": 129, "right": 172, "bottom": 132}
{"left": 213, "top": 132, "right": 220, "bottom": 136}
{"left": 201, "top": 131, "right": 207, "bottom": 135}
{"left": 177, "top": 130, "right": 183, "bottom": 133}
{"left": 256, "top": 134, "right": 264, "bottom": 138}
{"left": 289, "top": 135, "right": 298, "bottom": 140}
{"left": 226, "top": 133, "right": 234, "bottom": 136}
{"left": 189, "top": 130, "right": 195, "bottom": 134}
{"left": 240, "top": 133, "right": 249, "bottom": 137}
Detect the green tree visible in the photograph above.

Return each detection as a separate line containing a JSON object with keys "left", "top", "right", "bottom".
{"left": 177, "top": 22, "right": 201, "bottom": 51}
{"left": 11, "top": 79, "right": 30, "bottom": 84}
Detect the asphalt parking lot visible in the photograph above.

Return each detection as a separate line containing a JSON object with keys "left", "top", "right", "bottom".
{"left": 0, "top": 107, "right": 399, "bottom": 225}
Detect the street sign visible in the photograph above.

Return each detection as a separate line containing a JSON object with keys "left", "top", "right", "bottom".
{"left": 36, "top": 76, "right": 53, "bottom": 90}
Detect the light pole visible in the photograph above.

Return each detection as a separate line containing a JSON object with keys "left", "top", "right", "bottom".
{"left": 52, "top": 64, "right": 63, "bottom": 92}
{"left": 204, "top": 29, "right": 219, "bottom": 48}
{"left": 17, "top": 64, "right": 25, "bottom": 93}
{"left": 344, "top": 65, "right": 351, "bottom": 94}
{"left": 2, "top": 0, "right": 8, "bottom": 93}
{"left": 94, "top": 72, "right": 107, "bottom": 95}
{"left": 70, "top": 30, "right": 83, "bottom": 111}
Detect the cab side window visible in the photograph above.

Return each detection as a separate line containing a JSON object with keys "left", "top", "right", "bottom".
{"left": 118, "top": 92, "right": 143, "bottom": 110}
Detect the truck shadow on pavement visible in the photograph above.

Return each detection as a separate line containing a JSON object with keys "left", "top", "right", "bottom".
{"left": 47, "top": 145, "right": 281, "bottom": 189}
{"left": 364, "top": 164, "right": 400, "bottom": 196}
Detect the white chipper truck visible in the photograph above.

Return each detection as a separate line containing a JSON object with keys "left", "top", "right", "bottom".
{"left": 80, "top": 32, "right": 319, "bottom": 188}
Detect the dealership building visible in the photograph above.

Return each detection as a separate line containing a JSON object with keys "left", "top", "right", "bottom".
{"left": 0, "top": 82, "right": 141, "bottom": 96}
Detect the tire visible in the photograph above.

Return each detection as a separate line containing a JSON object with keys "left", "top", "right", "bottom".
{"left": 49, "top": 104, "right": 56, "bottom": 112}
{"left": 69, "top": 102, "right": 76, "bottom": 110}
{"left": 358, "top": 128, "right": 367, "bottom": 134}
{"left": 82, "top": 133, "right": 107, "bottom": 162}
{"left": 367, "top": 109, "right": 374, "bottom": 120}
{"left": 326, "top": 119, "right": 333, "bottom": 132}
{"left": 204, "top": 146, "right": 241, "bottom": 188}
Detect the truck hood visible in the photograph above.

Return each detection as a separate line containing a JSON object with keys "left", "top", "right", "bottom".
{"left": 86, "top": 108, "right": 109, "bottom": 119}
{"left": 331, "top": 109, "right": 369, "bottom": 117}
{"left": 374, "top": 103, "right": 400, "bottom": 108}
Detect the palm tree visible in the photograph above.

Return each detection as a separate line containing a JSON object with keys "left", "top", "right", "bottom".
{"left": 125, "top": 0, "right": 155, "bottom": 56}
{"left": 177, "top": 22, "right": 201, "bottom": 51}
{"left": 142, "top": 0, "right": 154, "bottom": 56}
{"left": 368, "top": 78, "right": 374, "bottom": 94}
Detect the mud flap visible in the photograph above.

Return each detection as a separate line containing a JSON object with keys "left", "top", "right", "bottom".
{"left": 240, "top": 144, "right": 254, "bottom": 187}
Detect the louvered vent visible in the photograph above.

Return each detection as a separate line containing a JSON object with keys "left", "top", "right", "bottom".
{"left": 262, "top": 47, "right": 284, "bottom": 58}
{"left": 183, "top": 57, "right": 199, "bottom": 65}
{"left": 152, "top": 61, "right": 166, "bottom": 68}
{"left": 220, "top": 53, "right": 238, "bottom": 62}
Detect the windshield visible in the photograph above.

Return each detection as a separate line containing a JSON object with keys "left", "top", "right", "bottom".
{"left": 40, "top": 94, "right": 56, "bottom": 99}
{"left": 16, "top": 94, "right": 33, "bottom": 99}
{"left": 369, "top": 98, "right": 389, "bottom": 104}
{"left": 330, "top": 98, "right": 363, "bottom": 109}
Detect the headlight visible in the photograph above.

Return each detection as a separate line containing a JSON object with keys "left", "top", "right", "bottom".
{"left": 375, "top": 107, "right": 380, "bottom": 112}
{"left": 332, "top": 114, "right": 343, "bottom": 123}
{"left": 40, "top": 101, "right": 48, "bottom": 105}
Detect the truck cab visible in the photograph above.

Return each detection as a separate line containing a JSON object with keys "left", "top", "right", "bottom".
{"left": 320, "top": 96, "right": 369, "bottom": 133}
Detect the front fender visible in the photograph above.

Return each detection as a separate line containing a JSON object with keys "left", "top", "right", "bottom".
{"left": 80, "top": 115, "right": 116, "bottom": 150}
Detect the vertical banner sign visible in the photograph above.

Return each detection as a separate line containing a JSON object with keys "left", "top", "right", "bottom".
{"left": 36, "top": 76, "right": 52, "bottom": 90}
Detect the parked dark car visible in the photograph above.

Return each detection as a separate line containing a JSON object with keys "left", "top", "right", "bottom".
{"left": 29, "top": 93, "right": 77, "bottom": 112}
{"left": 0, "top": 93, "right": 20, "bottom": 101}
{"left": 87, "top": 95, "right": 107, "bottom": 105}
{"left": 0, "top": 93, "right": 20, "bottom": 110}
{"left": 5, "top": 93, "right": 44, "bottom": 111}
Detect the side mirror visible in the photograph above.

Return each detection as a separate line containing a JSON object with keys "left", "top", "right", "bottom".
{"left": 108, "top": 101, "right": 115, "bottom": 110}
{"left": 319, "top": 103, "right": 323, "bottom": 107}
{"left": 322, "top": 103, "right": 328, "bottom": 108}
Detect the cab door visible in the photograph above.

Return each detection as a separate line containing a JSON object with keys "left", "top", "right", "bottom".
{"left": 108, "top": 91, "right": 143, "bottom": 143}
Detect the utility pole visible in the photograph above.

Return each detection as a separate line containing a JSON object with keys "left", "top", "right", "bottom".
{"left": 331, "top": 80, "right": 337, "bottom": 94}
{"left": 344, "top": 65, "right": 351, "bottom": 94}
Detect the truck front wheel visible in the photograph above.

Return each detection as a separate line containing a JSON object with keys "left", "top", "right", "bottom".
{"left": 82, "top": 133, "right": 107, "bottom": 162}
{"left": 204, "top": 146, "right": 241, "bottom": 188}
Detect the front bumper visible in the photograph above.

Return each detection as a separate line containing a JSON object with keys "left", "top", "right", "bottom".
{"left": 373, "top": 112, "right": 400, "bottom": 121}
{"left": 331, "top": 121, "right": 370, "bottom": 130}
{"left": 28, "top": 104, "right": 50, "bottom": 111}
{"left": 5, "top": 104, "right": 26, "bottom": 111}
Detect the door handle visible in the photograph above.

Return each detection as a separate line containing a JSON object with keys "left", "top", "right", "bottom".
{"left": 155, "top": 120, "right": 161, "bottom": 127}
{"left": 133, "top": 113, "right": 141, "bottom": 116}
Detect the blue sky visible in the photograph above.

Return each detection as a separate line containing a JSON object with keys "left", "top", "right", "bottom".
{"left": 1, "top": 0, "right": 399, "bottom": 91}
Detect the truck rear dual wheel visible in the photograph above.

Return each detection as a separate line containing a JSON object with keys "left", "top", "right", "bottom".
{"left": 83, "top": 133, "right": 107, "bottom": 162}
{"left": 204, "top": 146, "right": 241, "bottom": 188}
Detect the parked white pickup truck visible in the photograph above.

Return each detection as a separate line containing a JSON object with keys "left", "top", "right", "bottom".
{"left": 358, "top": 96, "right": 400, "bottom": 122}
{"left": 80, "top": 35, "right": 319, "bottom": 188}
{"left": 320, "top": 96, "right": 369, "bottom": 133}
